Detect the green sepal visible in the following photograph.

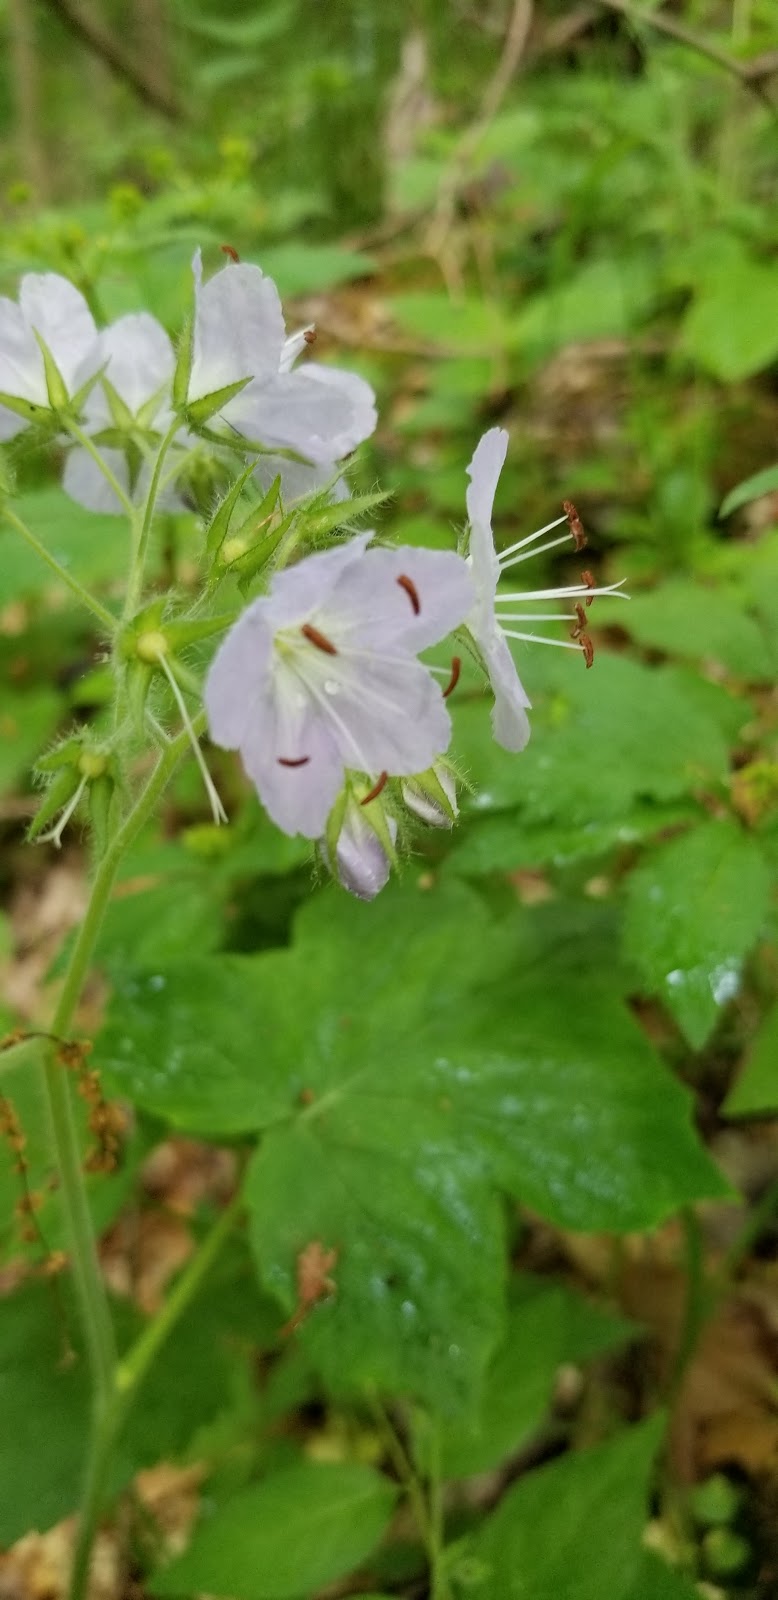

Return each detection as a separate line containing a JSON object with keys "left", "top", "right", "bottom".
{"left": 135, "top": 381, "right": 169, "bottom": 432}
{"left": 300, "top": 487, "right": 391, "bottom": 540}
{"left": 69, "top": 362, "right": 109, "bottom": 418}
{"left": 162, "top": 613, "right": 237, "bottom": 650}
{"left": 0, "top": 453, "right": 17, "bottom": 498}
{"left": 35, "top": 735, "right": 85, "bottom": 774}
{"left": 0, "top": 390, "right": 51, "bottom": 426}
{"left": 127, "top": 659, "right": 155, "bottom": 734}
{"left": 324, "top": 788, "right": 350, "bottom": 870}
{"left": 172, "top": 315, "right": 193, "bottom": 409}
{"left": 406, "top": 764, "right": 458, "bottom": 825}
{"left": 234, "top": 511, "right": 295, "bottom": 593}
{"left": 88, "top": 773, "right": 120, "bottom": 859}
{"left": 33, "top": 331, "right": 70, "bottom": 411}
{"left": 27, "top": 768, "right": 81, "bottom": 841}
{"left": 359, "top": 793, "right": 399, "bottom": 869}
{"left": 100, "top": 376, "right": 134, "bottom": 432}
{"left": 184, "top": 376, "right": 251, "bottom": 428}
{"left": 118, "top": 598, "right": 167, "bottom": 661}
{"left": 204, "top": 459, "right": 260, "bottom": 560}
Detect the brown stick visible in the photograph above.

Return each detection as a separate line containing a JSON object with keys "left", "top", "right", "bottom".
{"left": 37, "top": 0, "right": 183, "bottom": 120}
{"left": 595, "top": 0, "right": 778, "bottom": 111}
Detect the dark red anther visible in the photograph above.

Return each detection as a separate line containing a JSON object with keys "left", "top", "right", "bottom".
{"left": 396, "top": 573, "right": 421, "bottom": 615}
{"left": 361, "top": 771, "right": 388, "bottom": 805}
{"left": 580, "top": 569, "right": 596, "bottom": 606}
{"left": 564, "top": 500, "right": 586, "bottom": 552}
{"left": 303, "top": 328, "right": 317, "bottom": 345}
{"left": 278, "top": 756, "right": 311, "bottom": 768}
{"left": 220, "top": 243, "right": 240, "bottom": 262}
{"left": 442, "top": 656, "right": 461, "bottom": 698}
{"left": 301, "top": 622, "right": 338, "bottom": 655}
{"left": 580, "top": 633, "right": 594, "bottom": 669}
{"left": 570, "top": 602, "right": 587, "bottom": 640}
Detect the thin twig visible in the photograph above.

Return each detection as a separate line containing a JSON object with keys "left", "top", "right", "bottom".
{"left": 36, "top": 0, "right": 183, "bottom": 120}
{"left": 596, "top": 0, "right": 778, "bottom": 111}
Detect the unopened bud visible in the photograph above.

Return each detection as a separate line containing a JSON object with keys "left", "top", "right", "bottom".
{"left": 402, "top": 763, "right": 458, "bottom": 829}
{"left": 136, "top": 629, "right": 169, "bottom": 664}
{"left": 322, "top": 801, "right": 398, "bottom": 901}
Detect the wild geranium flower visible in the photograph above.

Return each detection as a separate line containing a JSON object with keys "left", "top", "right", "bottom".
{"left": 204, "top": 534, "right": 474, "bottom": 838}
{"left": 465, "top": 428, "right": 628, "bottom": 751}
{"left": 63, "top": 312, "right": 181, "bottom": 513}
{"left": 188, "top": 250, "right": 377, "bottom": 470}
{"left": 0, "top": 272, "right": 100, "bottom": 439}
{"left": 321, "top": 798, "right": 398, "bottom": 901}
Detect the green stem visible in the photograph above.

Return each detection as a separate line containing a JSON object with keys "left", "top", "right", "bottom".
{"left": 42, "top": 719, "right": 206, "bottom": 1412}
{"left": 64, "top": 420, "right": 135, "bottom": 516}
{"left": 366, "top": 1394, "right": 451, "bottom": 1594}
{"left": 126, "top": 417, "right": 181, "bottom": 615}
{"left": 1, "top": 504, "right": 116, "bottom": 631}
{"left": 426, "top": 1422, "right": 451, "bottom": 1600}
{"left": 70, "top": 1192, "right": 243, "bottom": 1600}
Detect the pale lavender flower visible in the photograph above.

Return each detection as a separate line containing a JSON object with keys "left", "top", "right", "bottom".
{"left": 466, "top": 428, "right": 628, "bottom": 751}
{"left": 188, "top": 251, "right": 376, "bottom": 468}
{"left": 0, "top": 273, "right": 100, "bottom": 440}
{"left": 204, "top": 535, "right": 473, "bottom": 838}
{"left": 321, "top": 800, "right": 398, "bottom": 901}
{"left": 63, "top": 312, "right": 182, "bottom": 513}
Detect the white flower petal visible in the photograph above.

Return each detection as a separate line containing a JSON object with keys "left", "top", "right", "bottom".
{"left": 98, "top": 312, "right": 174, "bottom": 418}
{"left": 253, "top": 453, "right": 349, "bottom": 506}
{"left": 330, "top": 545, "right": 474, "bottom": 652}
{"left": 239, "top": 686, "right": 345, "bottom": 838}
{"left": 18, "top": 273, "right": 99, "bottom": 393}
{"left": 62, "top": 446, "right": 131, "bottom": 514}
{"left": 466, "top": 426, "right": 507, "bottom": 597}
{"left": 298, "top": 649, "right": 453, "bottom": 777}
{"left": 480, "top": 626, "right": 531, "bottom": 752}
{"left": 228, "top": 364, "right": 376, "bottom": 463}
{"left": 262, "top": 533, "right": 374, "bottom": 630}
{"left": 189, "top": 252, "right": 285, "bottom": 402}
{"left": 0, "top": 295, "right": 47, "bottom": 407}
{"left": 204, "top": 602, "right": 274, "bottom": 751}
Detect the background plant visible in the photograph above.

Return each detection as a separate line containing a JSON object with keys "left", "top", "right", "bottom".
{"left": 1, "top": 2, "right": 778, "bottom": 1598}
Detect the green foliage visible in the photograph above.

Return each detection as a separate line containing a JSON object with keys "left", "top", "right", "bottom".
{"left": 624, "top": 820, "right": 771, "bottom": 1049}
{"left": 466, "top": 1415, "right": 665, "bottom": 1599}
{"left": 151, "top": 1462, "right": 397, "bottom": 1599}
{"left": 725, "top": 999, "right": 778, "bottom": 1115}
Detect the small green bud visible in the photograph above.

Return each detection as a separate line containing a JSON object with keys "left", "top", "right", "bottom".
{"left": 690, "top": 1474, "right": 742, "bottom": 1529}
{"left": 702, "top": 1527, "right": 750, "bottom": 1579}
{"left": 78, "top": 750, "right": 108, "bottom": 781}
{"left": 136, "top": 629, "right": 169, "bottom": 664}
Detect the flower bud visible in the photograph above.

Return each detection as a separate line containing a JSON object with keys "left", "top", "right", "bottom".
{"left": 402, "top": 762, "right": 458, "bottom": 829}
{"left": 322, "top": 800, "right": 398, "bottom": 901}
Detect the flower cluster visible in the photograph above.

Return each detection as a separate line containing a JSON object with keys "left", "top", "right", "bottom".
{"left": 0, "top": 249, "right": 626, "bottom": 900}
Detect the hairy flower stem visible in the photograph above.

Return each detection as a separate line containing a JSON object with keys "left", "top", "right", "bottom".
{"left": 35, "top": 718, "right": 206, "bottom": 1600}
{"left": 68, "top": 1191, "right": 243, "bottom": 1600}
{"left": 125, "top": 417, "right": 181, "bottom": 615}
{"left": 1, "top": 503, "right": 116, "bottom": 631}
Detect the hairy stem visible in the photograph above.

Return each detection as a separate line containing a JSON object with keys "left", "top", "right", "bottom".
{"left": 125, "top": 417, "right": 181, "bottom": 614}
{"left": 1, "top": 503, "right": 116, "bottom": 630}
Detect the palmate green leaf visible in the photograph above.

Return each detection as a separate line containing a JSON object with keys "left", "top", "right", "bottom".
{"left": 99, "top": 880, "right": 726, "bottom": 1409}
{"left": 624, "top": 819, "right": 771, "bottom": 1050}
{"left": 439, "top": 1275, "right": 637, "bottom": 1478}
{"left": 619, "top": 579, "right": 774, "bottom": 681}
{"left": 467, "top": 1414, "right": 665, "bottom": 1600}
{"left": 724, "top": 999, "right": 778, "bottom": 1116}
{"left": 447, "top": 800, "right": 700, "bottom": 877}
{"left": 151, "top": 1462, "right": 397, "bottom": 1600}
{"left": 454, "top": 652, "right": 729, "bottom": 824}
